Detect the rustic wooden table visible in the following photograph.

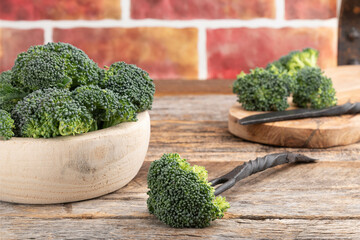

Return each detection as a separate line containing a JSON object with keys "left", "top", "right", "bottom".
{"left": 1, "top": 80, "right": 360, "bottom": 239}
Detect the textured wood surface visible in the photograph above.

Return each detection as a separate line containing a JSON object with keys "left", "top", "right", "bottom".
{"left": 154, "top": 79, "right": 234, "bottom": 96}
{"left": 229, "top": 103, "right": 360, "bottom": 148}
{"left": 229, "top": 66, "right": 360, "bottom": 148}
{"left": 1, "top": 91, "right": 360, "bottom": 239}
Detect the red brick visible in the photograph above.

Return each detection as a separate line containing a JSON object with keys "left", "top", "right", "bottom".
{"left": 0, "top": 28, "right": 44, "bottom": 72}
{"left": 131, "top": 0, "right": 276, "bottom": 19}
{"left": 0, "top": 0, "right": 120, "bottom": 20}
{"left": 53, "top": 28, "right": 198, "bottom": 80}
{"left": 207, "top": 28, "right": 337, "bottom": 79}
{"left": 285, "top": 0, "right": 337, "bottom": 19}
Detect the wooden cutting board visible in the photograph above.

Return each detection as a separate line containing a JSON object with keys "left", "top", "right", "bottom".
{"left": 228, "top": 65, "right": 360, "bottom": 148}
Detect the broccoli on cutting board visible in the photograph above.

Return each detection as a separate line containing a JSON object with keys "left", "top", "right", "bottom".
{"left": 232, "top": 68, "right": 293, "bottom": 111}
{"left": 293, "top": 67, "right": 337, "bottom": 109}
{"left": 233, "top": 48, "right": 337, "bottom": 111}
{"left": 147, "top": 153, "right": 230, "bottom": 228}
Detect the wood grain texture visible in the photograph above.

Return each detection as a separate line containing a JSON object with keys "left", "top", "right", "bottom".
{"left": 154, "top": 79, "right": 234, "bottom": 96}
{"left": 229, "top": 66, "right": 360, "bottom": 148}
{"left": 148, "top": 95, "right": 360, "bottom": 161}
{"left": 1, "top": 87, "right": 360, "bottom": 239}
{"left": 1, "top": 161, "right": 360, "bottom": 219}
{"left": 148, "top": 120, "right": 360, "bottom": 162}
{"left": 2, "top": 218, "right": 360, "bottom": 240}
{"left": 1, "top": 161, "right": 360, "bottom": 239}
{"left": 229, "top": 104, "right": 360, "bottom": 148}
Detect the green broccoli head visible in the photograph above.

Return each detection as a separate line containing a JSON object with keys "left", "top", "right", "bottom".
{"left": 266, "top": 60, "right": 288, "bottom": 75}
{"left": 147, "top": 153, "right": 230, "bottom": 228}
{"left": 72, "top": 85, "right": 137, "bottom": 129}
{"left": 284, "top": 48, "right": 319, "bottom": 72}
{"left": 0, "top": 70, "right": 12, "bottom": 85}
{"left": 0, "top": 70, "right": 28, "bottom": 112}
{"left": 266, "top": 48, "right": 319, "bottom": 77}
{"left": 233, "top": 71, "right": 246, "bottom": 94}
{"left": 12, "top": 88, "right": 95, "bottom": 138}
{"left": 232, "top": 68, "right": 292, "bottom": 111}
{"left": 293, "top": 67, "right": 337, "bottom": 109}
{"left": 101, "top": 62, "right": 155, "bottom": 113}
{"left": 11, "top": 42, "right": 103, "bottom": 91}
{"left": 0, "top": 109, "right": 15, "bottom": 140}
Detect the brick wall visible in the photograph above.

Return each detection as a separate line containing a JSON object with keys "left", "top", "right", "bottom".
{"left": 0, "top": 0, "right": 339, "bottom": 80}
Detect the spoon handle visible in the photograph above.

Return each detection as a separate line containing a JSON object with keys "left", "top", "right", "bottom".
{"left": 210, "top": 152, "right": 316, "bottom": 196}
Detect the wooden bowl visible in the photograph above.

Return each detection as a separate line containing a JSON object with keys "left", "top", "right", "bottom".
{"left": 0, "top": 111, "right": 150, "bottom": 204}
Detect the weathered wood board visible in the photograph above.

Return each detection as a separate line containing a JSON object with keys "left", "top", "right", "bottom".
{"left": 229, "top": 66, "right": 360, "bottom": 148}
{"left": 2, "top": 94, "right": 360, "bottom": 239}
{"left": 2, "top": 161, "right": 360, "bottom": 239}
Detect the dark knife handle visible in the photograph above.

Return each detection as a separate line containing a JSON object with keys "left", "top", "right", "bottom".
{"left": 239, "top": 102, "right": 360, "bottom": 125}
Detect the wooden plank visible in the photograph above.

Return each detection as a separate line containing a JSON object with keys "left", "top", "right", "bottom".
{"left": 148, "top": 120, "right": 360, "bottom": 162}
{"left": 148, "top": 95, "right": 360, "bottom": 159}
{"left": 152, "top": 66, "right": 360, "bottom": 97}
{"left": 154, "top": 79, "right": 234, "bottom": 96}
{"left": 1, "top": 161, "right": 360, "bottom": 219}
{"left": 150, "top": 95, "right": 237, "bottom": 121}
{"left": 2, "top": 218, "right": 360, "bottom": 239}
{"left": 1, "top": 91, "right": 360, "bottom": 239}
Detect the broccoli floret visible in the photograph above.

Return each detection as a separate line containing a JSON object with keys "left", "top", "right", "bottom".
{"left": 0, "top": 109, "right": 15, "bottom": 140}
{"left": 232, "top": 68, "right": 292, "bottom": 111}
{"left": 147, "top": 153, "right": 230, "bottom": 228}
{"left": 266, "top": 48, "right": 319, "bottom": 78}
{"left": 233, "top": 71, "right": 246, "bottom": 94}
{"left": 72, "top": 85, "right": 137, "bottom": 129}
{"left": 0, "top": 70, "right": 28, "bottom": 112}
{"left": 293, "top": 67, "right": 337, "bottom": 109}
{"left": 12, "top": 88, "right": 95, "bottom": 138}
{"left": 0, "top": 70, "right": 12, "bottom": 85}
{"left": 286, "top": 48, "right": 319, "bottom": 72}
{"left": 101, "top": 62, "right": 155, "bottom": 112}
{"left": 268, "top": 48, "right": 319, "bottom": 74}
{"left": 266, "top": 60, "right": 288, "bottom": 75}
{"left": 11, "top": 42, "right": 103, "bottom": 91}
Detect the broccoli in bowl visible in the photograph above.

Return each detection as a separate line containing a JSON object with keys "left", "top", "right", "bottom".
{"left": 0, "top": 42, "right": 155, "bottom": 140}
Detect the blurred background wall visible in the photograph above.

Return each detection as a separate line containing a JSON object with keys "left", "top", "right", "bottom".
{"left": 0, "top": 0, "right": 339, "bottom": 80}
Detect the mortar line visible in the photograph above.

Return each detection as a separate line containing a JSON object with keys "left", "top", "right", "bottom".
{"left": 0, "top": 19, "right": 338, "bottom": 29}
{"left": 43, "top": 25, "right": 53, "bottom": 43}
{"left": 197, "top": 27, "right": 207, "bottom": 80}
{"left": 275, "top": 0, "right": 285, "bottom": 22}
{"left": 121, "top": 0, "right": 131, "bottom": 21}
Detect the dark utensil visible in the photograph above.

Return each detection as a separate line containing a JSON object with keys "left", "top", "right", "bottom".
{"left": 209, "top": 152, "right": 316, "bottom": 196}
{"left": 239, "top": 102, "right": 360, "bottom": 125}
